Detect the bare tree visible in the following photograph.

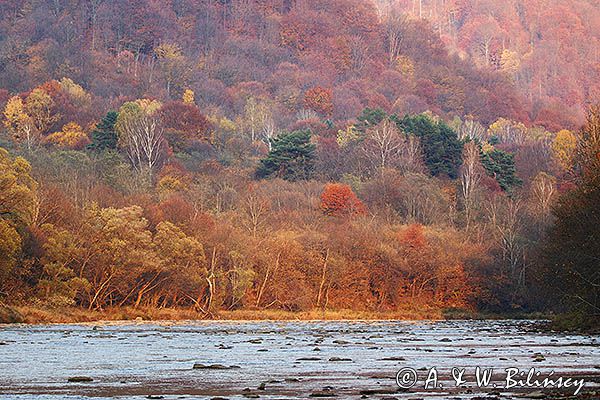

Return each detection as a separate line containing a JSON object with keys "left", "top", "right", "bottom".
{"left": 531, "top": 172, "right": 556, "bottom": 226}
{"left": 242, "top": 190, "right": 270, "bottom": 238}
{"left": 119, "top": 112, "right": 166, "bottom": 173}
{"left": 458, "top": 117, "right": 487, "bottom": 142}
{"left": 486, "top": 196, "right": 525, "bottom": 286}
{"left": 260, "top": 114, "right": 277, "bottom": 151}
{"left": 398, "top": 134, "right": 426, "bottom": 174}
{"left": 383, "top": 11, "right": 405, "bottom": 66}
{"left": 460, "top": 141, "right": 484, "bottom": 230}
{"left": 364, "top": 119, "right": 404, "bottom": 173}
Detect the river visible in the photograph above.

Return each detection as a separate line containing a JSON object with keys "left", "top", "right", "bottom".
{"left": 0, "top": 320, "right": 599, "bottom": 399}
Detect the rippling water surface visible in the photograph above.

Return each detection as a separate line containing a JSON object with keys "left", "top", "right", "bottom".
{"left": 1, "top": 320, "right": 599, "bottom": 399}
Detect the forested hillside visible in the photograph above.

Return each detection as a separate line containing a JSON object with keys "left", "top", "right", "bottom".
{"left": 376, "top": 0, "right": 600, "bottom": 130}
{"left": 0, "top": 0, "right": 598, "bottom": 322}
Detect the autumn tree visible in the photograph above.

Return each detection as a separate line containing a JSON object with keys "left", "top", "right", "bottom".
{"left": 152, "top": 221, "right": 207, "bottom": 307}
{"left": 3, "top": 96, "right": 38, "bottom": 152}
{"left": 154, "top": 43, "right": 191, "bottom": 97}
{"left": 0, "top": 218, "right": 21, "bottom": 291}
{"left": 241, "top": 188, "right": 271, "bottom": 238}
{"left": 551, "top": 129, "right": 577, "bottom": 173}
{"left": 45, "top": 122, "right": 90, "bottom": 150}
{"left": 160, "top": 101, "right": 210, "bottom": 150}
{"left": 242, "top": 97, "right": 277, "bottom": 148}
{"left": 530, "top": 172, "right": 556, "bottom": 226}
{"left": 0, "top": 148, "right": 38, "bottom": 225}
{"left": 0, "top": 148, "right": 37, "bottom": 295}
{"left": 320, "top": 183, "right": 366, "bottom": 217}
{"left": 182, "top": 89, "right": 195, "bottom": 104}
{"left": 540, "top": 106, "right": 600, "bottom": 323}
{"left": 304, "top": 87, "right": 334, "bottom": 117}
{"left": 25, "top": 88, "right": 60, "bottom": 135}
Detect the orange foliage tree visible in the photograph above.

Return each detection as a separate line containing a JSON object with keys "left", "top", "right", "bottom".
{"left": 320, "top": 183, "right": 366, "bottom": 216}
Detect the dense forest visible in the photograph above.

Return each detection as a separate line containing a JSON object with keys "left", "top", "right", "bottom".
{"left": 0, "top": 0, "right": 598, "bottom": 323}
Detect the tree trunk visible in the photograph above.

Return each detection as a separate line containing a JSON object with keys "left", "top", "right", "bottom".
{"left": 256, "top": 251, "right": 280, "bottom": 308}
{"left": 316, "top": 249, "right": 329, "bottom": 308}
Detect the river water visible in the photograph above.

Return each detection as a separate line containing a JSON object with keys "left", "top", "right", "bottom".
{"left": 0, "top": 320, "right": 599, "bottom": 399}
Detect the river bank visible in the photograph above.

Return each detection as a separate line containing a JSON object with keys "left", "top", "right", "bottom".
{"left": 0, "top": 304, "right": 549, "bottom": 324}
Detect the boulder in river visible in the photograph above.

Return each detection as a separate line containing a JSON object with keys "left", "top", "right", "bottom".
{"left": 380, "top": 356, "right": 405, "bottom": 361}
{"left": 193, "top": 363, "right": 240, "bottom": 370}
{"left": 532, "top": 354, "right": 546, "bottom": 362}
{"left": 332, "top": 339, "right": 350, "bottom": 345}
{"left": 67, "top": 376, "right": 93, "bottom": 382}
{"left": 360, "top": 388, "right": 403, "bottom": 395}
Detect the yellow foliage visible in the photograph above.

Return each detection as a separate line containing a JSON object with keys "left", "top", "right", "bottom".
{"left": 154, "top": 43, "right": 183, "bottom": 60}
{"left": 482, "top": 142, "right": 494, "bottom": 154}
{"left": 134, "top": 98, "right": 162, "bottom": 115}
{"left": 59, "top": 77, "right": 92, "bottom": 108}
{"left": 157, "top": 175, "right": 189, "bottom": 197}
{"left": 3, "top": 96, "right": 36, "bottom": 146}
{"left": 552, "top": 129, "right": 577, "bottom": 171}
{"left": 153, "top": 221, "right": 206, "bottom": 278}
{"left": 500, "top": 49, "right": 520, "bottom": 75}
{"left": 45, "top": 122, "right": 90, "bottom": 149}
{"left": 182, "top": 89, "right": 195, "bottom": 104}
{"left": 0, "top": 147, "right": 38, "bottom": 225}
{"left": 25, "top": 88, "right": 58, "bottom": 134}
{"left": 395, "top": 55, "right": 415, "bottom": 76}
{"left": 0, "top": 219, "right": 21, "bottom": 279}
{"left": 336, "top": 125, "right": 360, "bottom": 147}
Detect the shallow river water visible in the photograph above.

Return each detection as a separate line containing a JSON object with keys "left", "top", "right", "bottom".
{"left": 0, "top": 320, "right": 599, "bottom": 399}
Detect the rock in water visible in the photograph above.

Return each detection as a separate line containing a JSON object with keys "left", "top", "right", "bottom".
{"left": 68, "top": 376, "right": 93, "bottom": 382}
{"left": 193, "top": 363, "right": 240, "bottom": 370}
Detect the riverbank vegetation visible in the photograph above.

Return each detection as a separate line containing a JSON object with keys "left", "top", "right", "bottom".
{"left": 0, "top": 0, "right": 598, "bottom": 327}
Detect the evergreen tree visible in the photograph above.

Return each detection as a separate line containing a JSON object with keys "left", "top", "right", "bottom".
{"left": 88, "top": 111, "right": 118, "bottom": 151}
{"left": 480, "top": 148, "right": 522, "bottom": 192}
{"left": 356, "top": 108, "right": 387, "bottom": 132}
{"left": 256, "top": 130, "right": 316, "bottom": 181}
{"left": 395, "top": 114, "right": 463, "bottom": 178}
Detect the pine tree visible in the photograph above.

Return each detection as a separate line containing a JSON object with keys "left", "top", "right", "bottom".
{"left": 256, "top": 130, "right": 316, "bottom": 181}
{"left": 395, "top": 114, "right": 463, "bottom": 178}
{"left": 480, "top": 148, "right": 522, "bottom": 192}
{"left": 88, "top": 111, "right": 118, "bottom": 151}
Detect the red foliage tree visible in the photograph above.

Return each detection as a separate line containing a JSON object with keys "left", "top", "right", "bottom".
{"left": 304, "top": 87, "right": 334, "bottom": 116}
{"left": 160, "top": 101, "right": 210, "bottom": 141}
{"left": 320, "top": 183, "right": 366, "bottom": 216}
{"left": 398, "top": 223, "right": 427, "bottom": 249}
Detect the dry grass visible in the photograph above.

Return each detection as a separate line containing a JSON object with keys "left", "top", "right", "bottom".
{"left": 217, "top": 307, "right": 444, "bottom": 321}
{"left": 3, "top": 305, "right": 447, "bottom": 324}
